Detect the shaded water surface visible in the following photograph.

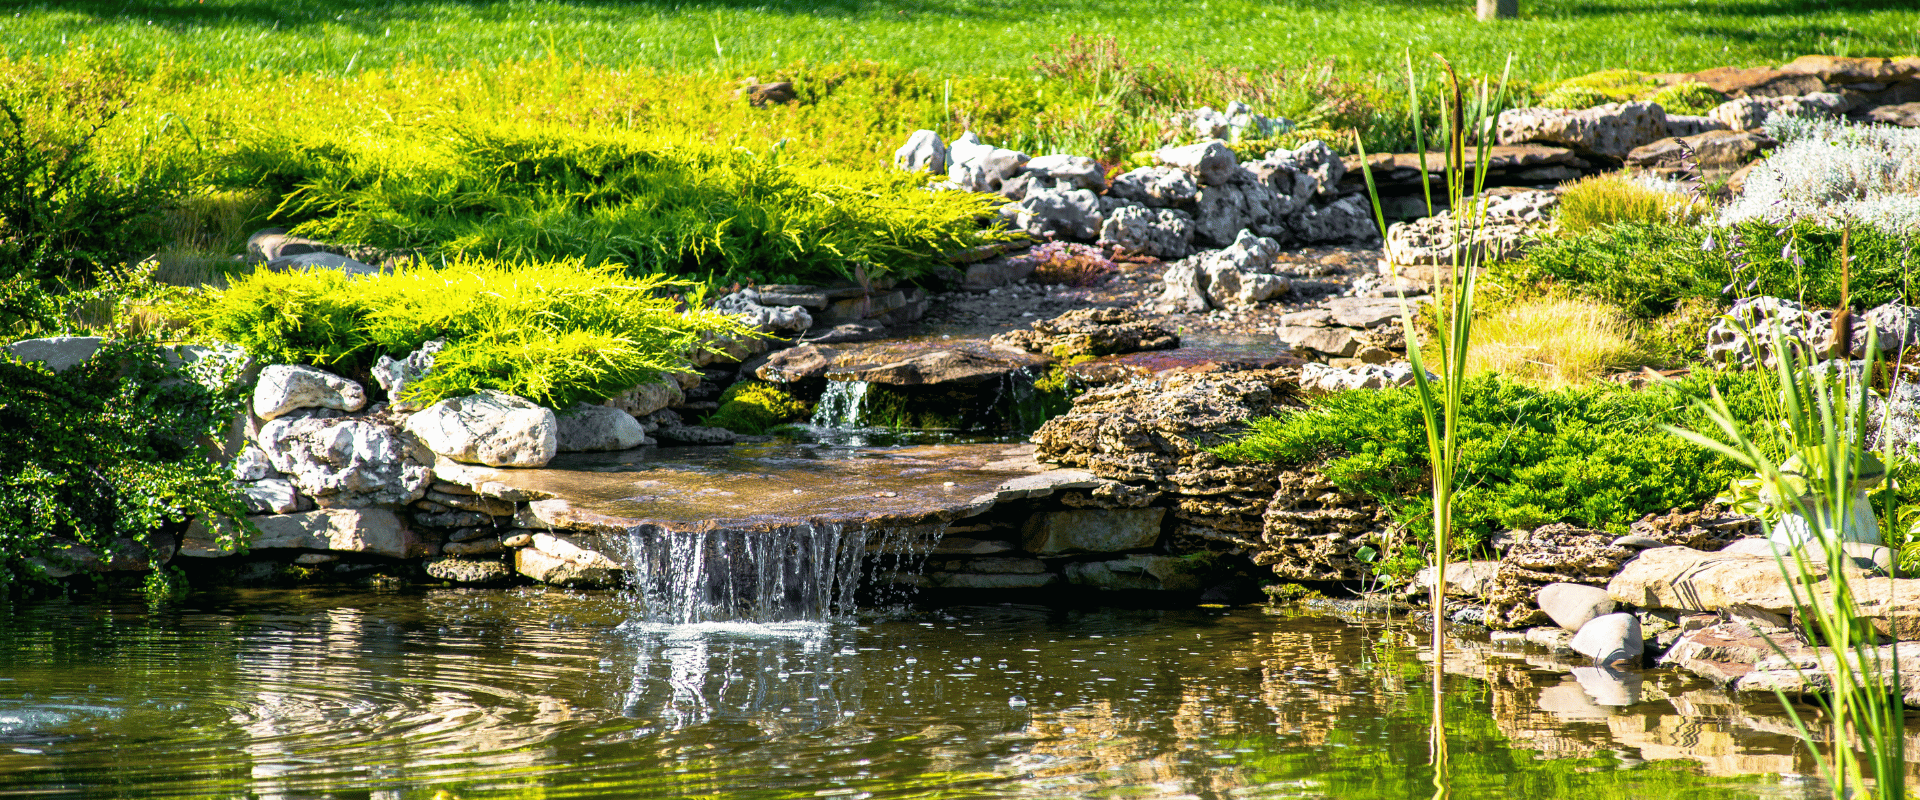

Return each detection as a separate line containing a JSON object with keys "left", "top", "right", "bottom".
{"left": 0, "top": 591, "right": 1817, "bottom": 799}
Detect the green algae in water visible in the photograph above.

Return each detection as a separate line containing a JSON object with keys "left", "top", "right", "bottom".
{"left": 0, "top": 595, "right": 1819, "bottom": 799}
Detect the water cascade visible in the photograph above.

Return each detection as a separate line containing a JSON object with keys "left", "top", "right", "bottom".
{"left": 622, "top": 522, "right": 939, "bottom": 624}
{"left": 809, "top": 380, "right": 873, "bottom": 428}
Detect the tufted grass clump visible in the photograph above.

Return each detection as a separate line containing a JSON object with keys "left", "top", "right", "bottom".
{"left": 1463, "top": 296, "right": 1652, "bottom": 387}
{"left": 703, "top": 382, "right": 808, "bottom": 435}
{"left": 1555, "top": 173, "right": 1711, "bottom": 234}
{"left": 190, "top": 258, "right": 756, "bottom": 409}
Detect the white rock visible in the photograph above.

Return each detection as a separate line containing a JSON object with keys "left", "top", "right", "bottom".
{"left": 555, "top": 403, "right": 648, "bottom": 452}
{"left": 1237, "top": 273, "right": 1291, "bottom": 304}
{"left": 1537, "top": 582, "right": 1617, "bottom": 632}
{"left": 5, "top": 336, "right": 103, "bottom": 372}
{"left": 1098, "top": 205, "right": 1194, "bottom": 259}
{"left": 239, "top": 478, "right": 307, "bottom": 515}
{"left": 1023, "top": 154, "right": 1106, "bottom": 192}
{"left": 257, "top": 413, "right": 434, "bottom": 507}
{"left": 372, "top": 340, "right": 444, "bottom": 412}
{"left": 1155, "top": 141, "right": 1239, "bottom": 186}
{"left": 231, "top": 445, "right": 276, "bottom": 481}
{"left": 946, "top": 132, "right": 1029, "bottom": 193}
{"left": 405, "top": 390, "right": 559, "bottom": 468}
{"left": 894, "top": 129, "right": 947, "bottom": 174}
{"left": 715, "top": 289, "right": 812, "bottom": 335}
{"left": 1155, "top": 261, "right": 1212, "bottom": 313}
{"left": 1200, "top": 259, "right": 1243, "bottom": 310}
{"left": 1108, "top": 166, "right": 1199, "bottom": 207}
{"left": 1570, "top": 612, "right": 1643, "bottom": 665}
{"left": 182, "top": 508, "right": 413, "bottom": 559}
{"left": 605, "top": 380, "right": 685, "bottom": 418}
{"left": 252, "top": 365, "right": 367, "bottom": 421}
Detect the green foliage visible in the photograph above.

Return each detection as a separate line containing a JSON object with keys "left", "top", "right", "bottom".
{"left": 1538, "top": 86, "right": 1616, "bottom": 110}
{"left": 702, "top": 381, "right": 808, "bottom": 435}
{"left": 1213, "top": 372, "right": 1777, "bottom": 549}
{"left": 1502, "top": 220, "right": 1918, "bottom": 319}
{"left": 0, "top": 339, "right": 249, "bottom": 590}
{"left": 1649, "top": 82, "right": 1727, "bottom": 116}
{"left": 1542, "top": 69, "right": 1653, "bottom": 104}
{"left": 1554, "top": 174, "right": 1709, "bottom": 234}
{"left": 190, "top": 258, "right": 756, "bottom": 409}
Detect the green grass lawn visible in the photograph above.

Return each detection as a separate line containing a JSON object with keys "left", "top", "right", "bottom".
{"left": 3, "top": 0, "right": 1916, "bottom": 84}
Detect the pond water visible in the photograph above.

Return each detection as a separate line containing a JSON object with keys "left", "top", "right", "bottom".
{"left": 0, "top": 590, "right": 1825, "bottom": 799}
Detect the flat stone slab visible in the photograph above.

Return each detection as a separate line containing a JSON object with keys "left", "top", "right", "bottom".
{"left": 758, "top": 339, "right": 1051, "bottom": 385}
{"left": 440, "top": 442, "right": 1041, "bottom": 534}
{"left": 1065, "top": 335, "right": 1303, "bottom": 385}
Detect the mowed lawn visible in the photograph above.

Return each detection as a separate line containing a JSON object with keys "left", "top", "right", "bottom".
{"left": 2, "top": 0, "right": 1916, "bottom": 83}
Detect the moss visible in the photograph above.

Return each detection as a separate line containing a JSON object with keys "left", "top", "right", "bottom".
{"left": 1649, "top": 82, "right": 1726, "bottom": 116}
{"left": 1549, "top": 69, "right": 1653, "bottom": 101}
{"left": 702, "top": 381, "right": 808, "bottom": 435}
{"left": 1539, "top": 86, "right": 1617, "bottom": 110}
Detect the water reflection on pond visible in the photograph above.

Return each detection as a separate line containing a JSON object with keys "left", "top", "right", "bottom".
{"left": 0, "top": 590, "right": 1821, "bottom": 798}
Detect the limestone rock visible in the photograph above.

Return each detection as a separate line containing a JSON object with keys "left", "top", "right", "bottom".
{"left": 1626, "top": 130, "right": 1775, "bottom": 171}
{"left": 1023, "top": 154, "right": 1106, "bottom": 192}
{"left": 246, "top": 228, "right": 346, "bottom": 264}
{"left": 239, "top": 478, "right": 308, "bottom": 515}
{"left": 1154, "top": 261, "right": 1212, "bottom": 314}
{"left": 1606, "top": 545, "right": 1828, "bottom": 614}
{"left": 1264, "top": 140, "right": 1347, "bottom": 196}
{"left": 1238, "top": 273, "right": 1290, "bottom": 304}
{"left": 759, "top": 340, "right": 1048, "bottom": 386}
{"left": 1021, "top": 508, "right": 1165, "bottom": 555}
{"left": 1483, "top": 523, "right": 1637, "bottom": 629}
{"left": 1200, "top": 258, "right": 1243, "bottom": 309}
{"left": 1720, "top": 537, "right": 1892, "bottom": 573}
{"left": 1010, "top": 186, "right": 1103, "bottom": 241}
{"left": 1192, "top": 179, "right": 1280, "bottom": 247}
{"left": 1497, "top": 102, "right": 1668, "bottom": 159}
{"left": 1571, "top": 612, "right": 1643, "bottom": 665}
{"left": 371, "top": 340, "right": 444, "bottom": 412}
{"left": 555, "top": 403, "right": 648, "bottom": 452}
{"left": 946, "top": 131, "right": 1029, "bottom": 193}
{"left": 1098, "top": 205, "right": 1195, "bottom": 259}
{"left": 253, "top": 365, "right": 366, "bottom": 421}
{"left": 1156, "top": 141, "right": 1239, "bottom": 186}
{"left": 257, "top": 412, "right": 433, "bottom": 507}
{"left": 405, "top": 390, "right": 559, "bottom": 467}
{"left": 604, "top": 379, "right": 685, "bottom": 418}
{"left": 1702, "top": 296, "right": 1830, "bottom": 368}
{"left": 990, "top": 308, "right": 1178, "bottom": 358}
{"left": 231, "top": 445, "right": 276, "bottom": 481}
{"left": 1415, "top": 560, "right": 1502, "bottom": 597}
{"left": 1537, "top": 582, "right": 1617, "bottom": 632}
{"left": 894, "top": 129, "right": 947, "bottom": 174}
{"left": 715, "top": 289, "right": 813, "bottom": 335}
{"left": 5, "top": 336, "right": 103, "bottom": 373}
{"left": 183, "top": 508, "right": 414, "bottom": 558}
{"left": 515, "top": 545, "right": 616, "bottom": 587}
{"left": 1108, "top": 166, "right": 1199, "bottom": 207}
{"left": 1286, "top": 197, "right": 1378, "bottom": 244}
{"left": 425, "top": 556, "right": 513, "bottom": 584}
{"left": 1258, "top": 466, "right": 1389, "bottom": 581}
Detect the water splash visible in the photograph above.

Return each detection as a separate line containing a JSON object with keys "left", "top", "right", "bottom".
{"left": 621, "top": 523, "right": 942, "bottom": 624}
{"left": 809, "top": 381, "right": 873, "bottom": 428}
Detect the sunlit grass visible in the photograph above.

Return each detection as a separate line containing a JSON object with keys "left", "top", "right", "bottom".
{"left": 1465, "top": 296, "right": 1652, "bottom": 386}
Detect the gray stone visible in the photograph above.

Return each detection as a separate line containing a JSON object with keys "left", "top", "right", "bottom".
{"left": 1020, "top": 508, "right": 1166, "bottom": 555}
{"left": 1612, "top": 534, "right": 1667, "bottom": 550}
{"left": 246, "top": 228, "right": 345, "bottom": 263}
{"left": 1023, "top": 154, "right": 1106, "bottom": 192}
{"left": 605, "top": 380, "right": 685, "bottom": 418}
{"left": 371, "top": 340, "right": 444, "bottom": 412}
{"left": 1264, "top": 140, "right": 1346, "bottom": 196}
{"left": 443, "top": 537, "right": 506, "bottom": 556}
{"left": 1065, "top": 554, "right": 1205, "bottom": 591}
{"left": 1570, "top": 612, "right": 1644, "bottom": 665}
{"left": 425, "top": 556, "right": 513, "bottom": 584}
{"left": 5, "top": 335, "right": 102, "bottom": 373}
{"left": 894, "top": 129, "right": 947, "bottom": 174}
{"left": 1156, "top": 141, "right": 1239, "bottom": 186}
{"left": 961, "top": 256, "right": 1039, "bottom": 292}
{"left": 1108, "top": 167, "right": 1199, "bottom": 207}
{"left": 1285, "top": 197, "right": 1377, "bottom": 244}
{"left": 655, "top": 424, "right": 737, "bottom": 445}
{"left": 239, "top": 478, "right": 308, "bottom": 515}
{"left": 555, "top": 403, "right": 648, "bottom": 452}
{"left": 183, "top": 508, "right": 414, "bottom": 558}
{"left": 264, "top": 251, "right": 380, "bottom": 276}
{"left": 253, "top": 365, "right": 366, "bottom": 421}
{"left": 231, "top": 445, "right": 276, "bottom": 481}
{"left": 1200, "top": 258, "right": 1243, "bottom": 310}
{"left": 1278, "top": 326, "right": 1359, "bottom": 358}
{"left": 1154, "top": 262, "right": 1212, "bottom": 314}
{"left": 1664, "top": 114, "right": 1731, "bottom": 138}
{"left": 415, "top": 510, "right": 498, "bottom": 528}
{"left": 1192, "top": 180, "right": 1280, "bottom": 248}
{"left": 256, "top": 413, "right": 433, "bottom": 508}
{"left": 1538, "top": 582, "right": 1617, "bottom": 632}
{"left": 947, "top": 557, "right": 1048, "bottom": 575}
{"left": 1010, "top": 186, "right": 1103, "bottom": 241}
{"left": 715, "top": 289, "right": 814, "bottom": 335}
{"left": 426, "top": 490, "right": 517, "bottom": 517}
{"left": 405, "top": 390, "right": 558, "bottom": 467}
{"left": 931, "top": 537, "right": 1017, "bottom": 556}
{"left": 1097, "top": 205, "right": 1194, "bottom": 260}
{"left": 994, "top": 469, "right": 1101, "bottom": 501}
{"left": 1237, "top": 273, "right": 1291, "bottom": 305}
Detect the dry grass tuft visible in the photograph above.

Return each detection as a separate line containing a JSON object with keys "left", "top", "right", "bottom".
{"left": 1556, "top": 173, "right": 1711, "bottom": 234}
{"left": 1466, "top": 296, "right": 1650, "bottom": 386}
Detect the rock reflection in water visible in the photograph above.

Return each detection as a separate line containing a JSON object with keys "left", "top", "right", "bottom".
{"left": 609, "top": 622, "right": 859, "bottom": 738}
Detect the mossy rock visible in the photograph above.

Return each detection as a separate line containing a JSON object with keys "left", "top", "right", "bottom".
{"left": 702, "top": 381, "right": 808, "bottom": 435}
{"left": 1649, "top": 82, "right": 1726, "bottom": 116}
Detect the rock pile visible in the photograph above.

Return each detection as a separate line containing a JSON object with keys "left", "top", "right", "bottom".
{"left": 1383, "top": 189, "right": 1558, "bottom": 279}
{"left": 1703, "top": 296, "right": 1920, "bottom": 368}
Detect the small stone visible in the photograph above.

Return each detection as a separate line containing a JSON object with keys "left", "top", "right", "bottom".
{"left": 555, "top": 403, "right": 648, "bottom": 452}
{"left": 426, "top": 557, "right": 513, "bottom": 584}
{"left": 1571, "top": 612, "right": 1644, "bottom": 665}
{"left": 252, "top": 365, "right": 366, "bottom": 421}
{"left": 1537, "top": 582, "right": 1617, "bottom": 632}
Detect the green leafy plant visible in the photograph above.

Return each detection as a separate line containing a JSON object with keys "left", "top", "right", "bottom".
{"left": 190, "top": 257, "right": 757, "bottom": 409}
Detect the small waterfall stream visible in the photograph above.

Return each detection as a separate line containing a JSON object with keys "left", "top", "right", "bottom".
{"left": 809, "top": 381, "right": 873, "bottom": 428}
{"left": 622, "top": 523, "right": 939, "bottom": 624}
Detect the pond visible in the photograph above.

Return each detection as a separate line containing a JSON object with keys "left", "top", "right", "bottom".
{"left": 0, "top": 590, "right": 1822, "bottom": 799}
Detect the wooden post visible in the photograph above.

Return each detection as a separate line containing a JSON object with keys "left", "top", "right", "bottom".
{"left": 1477, "top": 0, "right": 1517, "bottom": 20}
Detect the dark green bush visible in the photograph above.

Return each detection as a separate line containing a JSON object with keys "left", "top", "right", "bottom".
{"left": 1213, "top": 372, "right": 1778, "bottom": 550}
{"left": 0, "top": 338, "right": 249, "bottom": 591}
{"left": 1506, "top": 220, "right": 1917, "bottom": 319}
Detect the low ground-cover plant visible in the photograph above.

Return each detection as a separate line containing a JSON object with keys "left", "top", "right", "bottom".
{"left": 1503, "top": 220, "right": 1916, "bottom": 318}
{"left": 1214, "top": 371, "right": 1775, "bottom": 551}
{"left": 0, "top": 338, "right": 249, "bottom": 593}
{"left": 1463, "top": 296, "right": 1652, "bottom": 386}
{"left": 1725, "top": 118, "right": 1920, "bottom": 235}
{"left": 190, "top": 258, "right": 756, "bottom": 409}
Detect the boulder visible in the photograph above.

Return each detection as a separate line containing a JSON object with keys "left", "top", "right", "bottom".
{"left": 515, "top": 545, "right": 616, "bottom": 587}
{"left": 424, "top": 557, "right": 513, "bottom": 584}
{"left": 715, "top": 289, "right": 813, "bottom": 335}
{"left": 1496, "top": 102, "right": 1668, "bottom": 159}
{"left": 1098, "top": 205, "right": 1195, "bottom": 259}
{"left": 371, "top": 340, "right": 444, "bottom": 412}
{"left": 1154, "top": 261, "right": 1212, "bottom": 314}
{"left": 182, "top": 508, "right": 414, "bottom": 558}
{"left": 253, "top": 365, "right": 367, "bottom": 421}
{"left": 1625, "top": 130, "right": 1776, "bottom": 171}
{"left": 1664, "top": 115, "right": 1731, "bottom": 138}
{"left": 655, "top": 424, "right": 738, "bottom": 445}
{"left": 1702, "top": 296, "right": 1830, "bottom": 368}
{"left": 605, "top": 379, "right": 685, "bottom": 418}
{"left": 1537, "top": 582, "right": 1617, "bottom": 632}
{"left": 1155, "top": 141, "right": 1239, "bottom": 186}
{"left": 1199, "top": 258, "right": 1243, "bottom": 309}
{"left": 1279, "top": 328, "right": 1360, "bottom": 359}
{"left": 894, "top": 129, "right": 947, "bottom": 174}
{"left": 946, "top": 132, "right": 1029, "bottom": 193}
{"left": 1020, "top": 508, "right": 1166, "bottom": 555}
{"left": 1204, "top": 229, "right": 1285, "bottom": 274}
{"left": 405, "top": 390, "right": 559, "bottom": 467}
{"left": 1720, "top": 537, "right": 1892, "bottom": 573}
{"left": 1191, "top": 179, "right": 1280, "bottom": 247}
{"left": 1606, "top": 545, "right": 1831, "bottom": 614}
{"left": 1264, "top": 140, "right": 1346, "bottom": 196}
{"left": 1010, "top": 186, "right": 1104, "bottom": 241}
{"left": 5, "top": 336, "right": 103, "bottom": 373}
{"left": 1570, "top": 612, "right": 1643, "bottom": 665}
{"left": 1108, "top": 167, "right": 1199, "bottom": 207}
{"left": 1296, "top": 361, "right": 1424, "bottom": 392}
{"left": 231, "top": 445, "right": 276, "bottom": 481}
{"left": 264, "top": 251, "right": 380, "bottom": 276}
{"left": 239, "top": 478, "right": 308, "bottom": 515}
{"left": 1238, "top": 273, "right": 1290, "bottom": 305}
{"left": 256, "top": 412, "right": 434, "bottom": 507}
{"left": 1065, "top": 554, "right": 1206, "bottom": 591}
{"left": 1023, "top": 154, "right": 1106, "bottom": 192}
{"left": 1285, "top": 197, "right": 1377, "bottom": 244}
{"left": 555, "top": 403, "right": 648, "bottom": 452}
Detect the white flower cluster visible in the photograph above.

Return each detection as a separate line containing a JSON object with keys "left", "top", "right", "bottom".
{"left": 1722, "top": 118, "right": 1920, "bottom": 233}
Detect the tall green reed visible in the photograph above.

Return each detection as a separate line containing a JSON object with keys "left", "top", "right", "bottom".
{"left": 1353, "top": 52, "right": 1512, "bottom": 798}
{"left": 1668, "top": 231, "right": 1907, "bottom": 800}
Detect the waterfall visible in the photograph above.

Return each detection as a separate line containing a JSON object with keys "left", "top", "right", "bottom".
{"left": 809, "top": 380, "right": 872, "bottom": 428}
{"left": 621, "top": 522, "right": 940, "bottom": 624}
